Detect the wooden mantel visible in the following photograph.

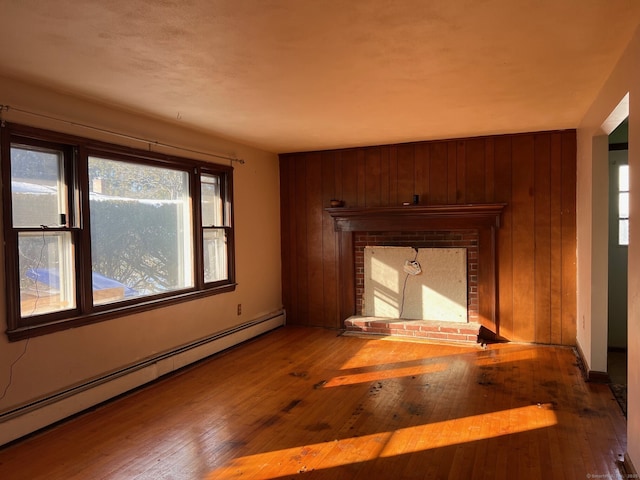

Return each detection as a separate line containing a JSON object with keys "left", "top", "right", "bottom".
{"left": 326, "top": 203, "right": 507, "bottom": 336}
{"left": 327, "top": 204, "right": 505, "bottom": 231}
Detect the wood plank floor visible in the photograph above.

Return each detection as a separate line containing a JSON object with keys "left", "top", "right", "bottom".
{"left": 0, "top": 326, "right": 627, "bottom": 479}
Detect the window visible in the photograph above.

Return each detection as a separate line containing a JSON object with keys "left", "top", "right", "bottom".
{"left": 88, "top": 156, "right": 193, "bottom": 304}
{"left": 619, "top": 164, "right": 629, "bottom": 246}
{"left": 201, "top": 173, "right": 231, "bottom": 283}
{"left": 10, "top": 142, "right": 77, "bottom": 318}
{"left": 2, "top": 124, "right": 235, "bottom": 340}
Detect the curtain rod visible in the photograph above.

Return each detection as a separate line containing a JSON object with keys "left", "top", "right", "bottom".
{"left": 0, "top": 104, "right": 245, "bottom": 165}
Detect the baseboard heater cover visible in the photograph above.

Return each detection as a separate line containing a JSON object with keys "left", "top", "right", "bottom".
{"left": 0, "top": 310, "right": 285, "bottom": 446}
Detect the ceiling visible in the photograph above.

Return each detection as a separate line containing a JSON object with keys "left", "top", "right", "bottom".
{"left": 1, "top": 0, "right": 639, "bottom": 153}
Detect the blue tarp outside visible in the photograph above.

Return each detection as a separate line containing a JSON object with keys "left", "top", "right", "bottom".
{"left": 25, "top": 268, "right": 138, "bottom": 297}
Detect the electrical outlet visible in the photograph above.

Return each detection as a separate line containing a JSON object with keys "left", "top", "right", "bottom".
{"left": 237, "top": 303, "right": 242, "bottom": 316}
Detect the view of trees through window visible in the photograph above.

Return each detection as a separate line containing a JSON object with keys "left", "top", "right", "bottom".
{"left": 89, "top": 157, "right": 193, "bottom": 304}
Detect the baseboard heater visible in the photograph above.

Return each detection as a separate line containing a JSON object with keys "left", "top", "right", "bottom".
{"left": 0, "top": 310, "right": 286, "bottom": 446}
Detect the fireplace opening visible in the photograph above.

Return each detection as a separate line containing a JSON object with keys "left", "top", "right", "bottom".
{"left": 357, "top": 231, "right": 478, "bottom": 323}
{"left": 363, "top": 245, "right": 468, "bottom": 322}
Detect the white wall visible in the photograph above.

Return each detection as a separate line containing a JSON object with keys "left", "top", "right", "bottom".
{"left": 576, "top": 25, "right": 640, "bottom": 469}
{"left": 0, "top": 76, "right": 283, "bottom": 443}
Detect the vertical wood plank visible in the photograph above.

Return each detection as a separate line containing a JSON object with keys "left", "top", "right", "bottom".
{"left": 380, "top": 145, "right": 391, "bottom": 206}
{"left": 465, "top": 138, "right": 486, "bottom": 204}
{"left": 447, "top": 141, "right": 458, "bottom": 204}
{"left": 357, "top": 148, "right": 366, "bottom": 206}
{"left": 485, "top": 138, "right": 495, "bottom": 202}
{"left": 286, "top": 155, "right": 301, "bottom": 325}
{"left": 494, "top": 136, "right": 513, "bottom": 339}
{"left": 305, "top": 153, "right": 324, "bottom": 327}
{"left": 478, "top": 227, "right": 498, "bottom": 333}
{"left": 341, "top": 149, "right": 359, "bottom": 208}
{"left": 294, "top": 155, "right": 309, "bottom": 325}
{"left": 561, "top": 131, "right": 577, "bottom": 345}
{"left": 364, "top": 147, "right": 382, "bottom": 207}
{"left": 335, "top": 149, "right": 344, "bottom": 204}
{"left": 389, "top": 145, "right": 398, "bottom": 205}
{"left": 397, "top": 143, "right": 415, "bottom": 203}
{"left": 550, "top": 132, "right": 564, "bottom": 344}
{"left": 457, "top": 140, "right": 467, "bottom": 203}
{"left": 511, "top": 134, "right": 536, "bottom": 341}
{"left": 321, "top": 151, "right": 339, "bottom": 328}
{"left": 279, "top": 155, "right": 293, "bottom": 322}
{"left": 534, "top": 134, "right": 552, "bottom": 344}
{"left": 430, "top": 142, "right": 448, "bottom": 205}
{"left": 335, "top": 150, "right": 347, "bottom": 324}
{"left": 414, "top": 142, "right": 430, "bottom": 204}
{"left": 337, "top": 149, "right": 358, "bottom": 323}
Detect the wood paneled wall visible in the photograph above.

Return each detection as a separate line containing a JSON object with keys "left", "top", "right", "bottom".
{"left": 279, "top": 130, "right": 576, "bottom": 345}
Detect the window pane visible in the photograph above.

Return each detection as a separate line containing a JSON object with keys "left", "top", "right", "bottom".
{"left": 89, "top": 157, "right": 193, "bottom": 304}
{"left": 203, "top": 229, "right": 228, "bottom": 282}
{"left": 18, "top": 231, "right": 75, "bottom": 316}
{"left": 619, "top": 192, "right": 629, "bottom": 218}
{"left": 201, "top": 174, "right": 223, "bottom": 226}
{"left": 620, "top": 165, "right": 629, "bottom": 191}
{"left": 620, "top": 219, "right": 629, "bottom": 246}
{"left": 11, "top": 146, "right": 66, "bottom": 227}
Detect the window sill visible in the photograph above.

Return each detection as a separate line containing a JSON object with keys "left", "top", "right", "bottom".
{"left": 6, "top": 283, "right": 237, "bottom": 342}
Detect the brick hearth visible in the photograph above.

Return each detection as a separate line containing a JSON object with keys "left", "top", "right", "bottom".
{"left": 344, "top": 316, "right": 483, "bottom": 345}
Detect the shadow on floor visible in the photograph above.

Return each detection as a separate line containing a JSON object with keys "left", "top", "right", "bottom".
{"left": 608, "top": 349, "right": 627, "bottom": 417}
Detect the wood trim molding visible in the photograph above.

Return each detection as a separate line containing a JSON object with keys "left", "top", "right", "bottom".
{"left": 327, "top": 203, "right": 506, "bottom": 335}
{"left": 624, "top": 453, "right": 638, "bottom": 478}
{"left": 574, "top": 341, "right": 611, "bottom": 383}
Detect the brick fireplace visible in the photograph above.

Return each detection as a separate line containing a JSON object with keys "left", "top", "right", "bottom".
{"left": 326, "top": 204, "right": 505, "bottom": 338}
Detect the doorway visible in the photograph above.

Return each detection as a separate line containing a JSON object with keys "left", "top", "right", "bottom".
{"left": 608, "top": 117, "right": 628, "bottom": 416}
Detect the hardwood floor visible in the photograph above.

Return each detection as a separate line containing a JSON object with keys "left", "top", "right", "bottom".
{"left": 0, "top": 326, "right": 627, "bottom": 479}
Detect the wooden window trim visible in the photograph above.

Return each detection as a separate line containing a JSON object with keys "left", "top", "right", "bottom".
{"left": 2, "top": 123, "right": 236, "bottom": 341}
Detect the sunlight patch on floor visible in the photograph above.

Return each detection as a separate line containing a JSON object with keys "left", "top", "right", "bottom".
{"left": 323, "top": 362, "right": 447, "bottom": 387}
{"left": 204, "top": 404, "right": 558, "bottom": 479}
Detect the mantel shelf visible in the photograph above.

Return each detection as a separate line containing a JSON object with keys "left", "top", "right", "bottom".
{"left": 326, "top": 203, "right": 507, "bottom": 232}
